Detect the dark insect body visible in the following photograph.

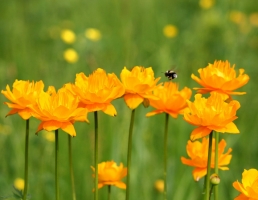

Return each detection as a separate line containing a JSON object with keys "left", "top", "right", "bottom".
{"left": 165, "top": 70, "right": 177, "bottom": 80}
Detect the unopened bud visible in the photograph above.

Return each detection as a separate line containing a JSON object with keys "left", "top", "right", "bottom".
{"left": 210, "top": 173, "right": 220, "bottom": 185}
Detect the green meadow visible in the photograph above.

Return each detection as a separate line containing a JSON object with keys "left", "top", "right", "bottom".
{"left": 0, "top": 0, "right": 258, "bottom": 199}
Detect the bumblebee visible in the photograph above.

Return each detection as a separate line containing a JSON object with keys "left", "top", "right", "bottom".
{"left": 165, "top": 70, "right": 177, "bottom": 80}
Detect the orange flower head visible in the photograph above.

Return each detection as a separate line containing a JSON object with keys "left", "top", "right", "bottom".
{"left": 31, "top": 86, "right": 88, "bottom": 136}
{"left": 191, "top": 60, "right": 250, "bottom": 98}
{"left": 1, "top": 80, "right": 45, "bottom": 120}
{"left": 120, "top": 66, "right": 161, "bottom": 109}
{"left": 146, "top": 82, "right": 192, "bottom": 118}
{"left": 181, "top": 137, "right": 232, "bottom": 181}
{"left": 67, "top": 69, "right": 125, "bottom": 116}
{"left": 184, "top": 92, "right": 240, "bottom": 140}
{"left": 91, "top": 161, "right": 127, "bottom": 190}
{"left": 233, "top": 169, "right": 258, "bottom": 200}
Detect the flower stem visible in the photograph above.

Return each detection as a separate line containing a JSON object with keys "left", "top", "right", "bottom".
{"left": 214, "top": 132, "right": 219, "bottom": 200}
{"left": 126, "top": 109, "right": 136, "bottom": 200}
{"left": 107, "top": 185, "right": 111, "bottom": 200}
{"left": 203, "top": 131, "right": 213, "bottom": 200}
{"left": 163, "top": 113, "right": 169, "bottom": 200}
{"left": 68, "top": 135, "right": 76, "bottom": 200}
{"left": 23, "top": 119, "right": 29, "bottom": 200}
{"left": 55, "top": 129, "right": 59, "bottom": 200}
{"left": 94, "top": 111, "right": 99, "bottom": 200}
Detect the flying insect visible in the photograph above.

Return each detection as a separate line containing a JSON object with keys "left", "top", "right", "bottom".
{"left": 164, "top": 70, "right": 177, "bottom": 80}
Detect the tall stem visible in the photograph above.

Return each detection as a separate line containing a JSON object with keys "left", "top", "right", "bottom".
{"left": 94, "top": 111, "right": 99, "bottom": 200}
{"left": 203, "top": 131, "right": 213, "bottom": 200}
{"left": 126, "top": 109, "right": 136, "bottom": 200}
{"left": 107, "top": 185, "right": 111, "bottom": 200}
{"left": 214, "top": 132, "right": 219, "bottom": 200}
{"left": 163, "top": 113, "right": 169, "bottom": 200}
{"left": 55, "top": 129, "right": 59, "bottom": 200}
{"left": 23, "top": 119, "right": 29, "bottom": 200}
{"left": 68, "top": 135, "right": 76, "bottom": 200}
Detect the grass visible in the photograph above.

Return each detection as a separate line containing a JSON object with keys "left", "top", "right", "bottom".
{"left": 0, "top": 0, "right": 258, "bottom": 199}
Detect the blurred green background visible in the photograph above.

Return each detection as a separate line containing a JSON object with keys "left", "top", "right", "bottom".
{"left": 0, "top": 0, "right": 258, "bottom": 199}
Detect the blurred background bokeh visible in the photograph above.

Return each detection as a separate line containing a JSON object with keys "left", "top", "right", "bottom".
{"left": 0, "top": 0, "right": 258, "bottom": 199}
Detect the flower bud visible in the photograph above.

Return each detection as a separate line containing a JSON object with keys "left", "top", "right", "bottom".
{"left": 210, "top": 173, "right": 220, "bottom": 185}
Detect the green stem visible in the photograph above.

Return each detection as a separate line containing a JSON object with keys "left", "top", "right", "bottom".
{"left": 68, "top": 135, "right": 76, "bottom": 200}
{"left": 55, "top": 129, "right": 59, "bottom": 200}
{"left": 107, "top": 185, "right": 111, "bottom": 200}
{"left": 163, "top": 114, "right": 169, "bottom": 200}
{"left": 203, "top": 131, "right": 213, "bottom": 200}
{"left": 126, "top": 109, "right": 136, "bottom": 200}
{"left": 23, "top": 119, "right": 29, "bottom": 200}
{"left": 94, "top": 111, "right": 99, "bottom": 200}
{"left": 214, "top": 132, "right": 219, "bottom": 200}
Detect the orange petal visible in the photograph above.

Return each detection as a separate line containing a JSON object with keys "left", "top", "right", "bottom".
{"left": 124, "top": 93, "right": 144, "bottom": 109}
{"left": 102, "top": 104, "right": 117, "bottom": 116}
{"left": 146, "top": 110, "right": 163, "bottom": 117}
{"left": 61, "top": 122, "right": 76, "bottom": 136}
{"left": 190, "top": 127, "right": 211, "bottom": 140}
{"left": 192, "top": 168, "right": 207, "bottom": 181}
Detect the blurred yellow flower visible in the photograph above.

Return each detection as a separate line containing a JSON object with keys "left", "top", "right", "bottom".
{"left": 184, "top": 92, "right": 240, "bottom": 141}
{"left": 120, "top": 66, "right": 160, "bottom": 109}
{"left": 31, "top": 86, "right": 88, "bottom": 136}
{"left": 60, "top": 29, "right": 76, "bottom": 44}
{"left": 91, "top": 161, "right": 127, "bottom": 190}
{"left": 146, "top": 82, "right": 192, "bottom": 118}
{"left": 249, "top": 13, "right": 258, "bottom": 27}
{"left": 233, "top": 169, "right": 258, "bottom": 200}
{"left": 191, "top": 60, "right": 250, "bottom": 98}
{"left": 163, "top": 25, "right": 178, "bottom": 38}
{"left": 1, "top": 80, "right": 44, "bottom": 120}
{"left": 199, "top": 0, "right": 215, "bottom": 9}
{"left": 63, "top": 48, "right": 79, "bottom": 63}
{"left": 230, "top": 11, "right": 246, "bottom": 24}
{"left": 42, "top": 130, "right": 55, "bottom": 142}
{"left": 85, "top": 28, "right": 102, "bottom": 41}
{"left": 181, "top": 137, "right": 232, "bottom": 181}
{"left": 67, "top": 69, "right": 125, "bottom": 116}
{"left": 154, "top": 179, "right": 164, "bottom": 193}
{"left": 14, "top": 178, "right": 24, "bottom": 190}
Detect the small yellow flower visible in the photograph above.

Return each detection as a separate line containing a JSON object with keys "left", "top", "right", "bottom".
{"left": 249, "top": 13, "right": 258, "bottom": 27}
{"left": 14, "top": 178, "right": 24, "bottom": 190}
{"left": 163, "top": 25, "right": 178, "bottom": 38}
{"left": 42, "top": 130, "right": 55, "bottom": 142}
{"left": 229, "top": 11, "right": 246, "bottom": 24}
{"left": 199, "top": 0, "right": 215, "bottom": 9}
{"left": 63, "top": 49, "right": 79, "bottom": 63}
{"left": 154, "top": 179, "right": 164, "bottom": 193}
{"left": 85, "top": 28, "right": 101, "bottom": 41}
{"left": 60, "top": 29, "right": 76, "bottom": 44}
{"left": 91, "top": 161, "right": 127, "bottom": 190}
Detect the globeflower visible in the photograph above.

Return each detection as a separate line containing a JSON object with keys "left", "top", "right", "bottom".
{"left": 184, "top": 92, "right": 240, "bottom": 140}
{"left": 181, "top": 137, "right": 232, "bottom": 181}
{"left": 120, "top": 66, "right": 160, "bottom": 109}
{"left": 91, "top": 161, "right": 127, "bottom": 190}
{"left": 31, "top": 86, "right": 88, "bottom": 136}
{"left": 233, "top": 169, "right": 258, "bottom": 200}
{"left": 146, "top": 82, "right": 192, "bottom": 118}
{"left": 1, "top": 80, "right": 44, "bottom": 120}
{"left": 191, "top": 60, "right": 249, "bottom": 98}
{"left": 67, "top": 69, "right": 125, "bottom": 116}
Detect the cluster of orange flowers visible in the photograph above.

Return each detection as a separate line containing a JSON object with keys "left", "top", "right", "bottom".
{"left": 1, "top": 60, "right": 255, "bottom": 198}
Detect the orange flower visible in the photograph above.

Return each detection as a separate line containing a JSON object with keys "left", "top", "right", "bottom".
{"left": 67, "top": 69, "right": 125, "bottom": 116}
{"left": 181, "top": 137, "right": 232, "bottom": 181}
{"left": 184, "top": 92, "right": 240, "bottom": 140}
{"left": 1, "top": 80, "right": 44, "bottom": 120}
{"left": 233, "top": 169, "right": 258, "bottom": 200}
{"left": 191, "top": 60, "right": 249, "bottom": 98}
{"left": 120, "top": 66, "right": 160, "bottom": 109}
{"left": 31, "top": 86, "right": 88, "bottom": 136}
{"left": 146, "top": 82, "right": 192, "bottom": 118}
{"left": 91, "top": 161, "right": 127, "bottom": 190}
